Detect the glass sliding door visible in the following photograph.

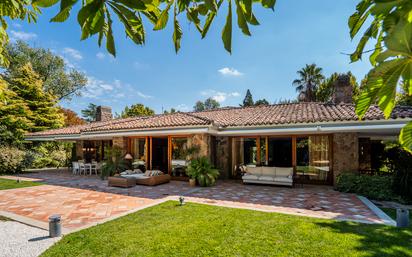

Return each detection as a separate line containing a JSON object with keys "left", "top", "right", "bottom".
{"left": 232, "top": 137, "right": 258, "bottom": 178}
{"left": 171, "top": 137, "right": 189, "bottom": 177}
{"left": 296, "top": 135, "right": 331, "bottom": 183}
{"left": 131, "top": 137, "right": 148, "bottom": 171}
{"left": 267, "top": 137, "right": 293, "bottom": 167}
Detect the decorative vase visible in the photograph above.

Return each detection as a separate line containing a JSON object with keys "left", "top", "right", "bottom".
{"left": 189, "top": 178, "right": 196, "bottom": 187}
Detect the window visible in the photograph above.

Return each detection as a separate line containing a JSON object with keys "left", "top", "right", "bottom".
{"left": 131, "top": 138, "right": 147, "bottom": 171}
{"left": 296, "top": 135, "right": 330, "bottom": 182}
{"left": 267, "top": 137, "right": 292, "bottom": 167}
{"left": 171, "top": 137, "right": 189, "bottom": 177}
{"left": 232, "top": 137, "right": 258, "bottom": 177}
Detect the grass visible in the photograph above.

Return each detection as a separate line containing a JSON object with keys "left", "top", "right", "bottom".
{"left": 42, "top": 201, "right": 412, "bottom": 257}
{"left": 0, "top": 177, "right": 42, "bottom": 190}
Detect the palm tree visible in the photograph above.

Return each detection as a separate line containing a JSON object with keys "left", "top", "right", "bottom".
{"left": 292, "top": 64, "right": 324, "bottom": 102}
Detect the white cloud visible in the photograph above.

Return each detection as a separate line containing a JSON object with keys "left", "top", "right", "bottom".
{"left": 96, "top": 52, "right": 106, "bottom": 60}
{"left": 136, "top": 91, "right": 152, "bottom": 99}
{"left": 63, "top": 47, "right": 83, "bottom": 60}
{"left": 201, "top": 90, "right": 241, "bottom": 103}
{"left": 12, "top": 23, "right": 22, "bottom": 28}
{"left": 175, "top": 104, "right": 189, "bottom": 112}
{"left": 10, "top": 30, "right": 37, "bottom": 41}
{"left": 82, "top": 76, "right": 152, "bottom": 102}
{"left": 218, "top": 67, "right": 243, "bottom": 76}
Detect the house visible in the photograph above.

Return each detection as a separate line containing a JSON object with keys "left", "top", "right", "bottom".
{"left": 26, "top": 81, "right": 412, "bottom": 186}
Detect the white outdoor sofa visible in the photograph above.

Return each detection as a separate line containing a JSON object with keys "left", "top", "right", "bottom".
{"left": 241, "top": 166, "right": 294, "bottom": 187}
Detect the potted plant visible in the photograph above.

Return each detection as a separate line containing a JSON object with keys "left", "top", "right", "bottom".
{"left": 186, "top": 162, "right": 198, "bottom": 187}
{"left": 187, "top": 157, "right": 219, "bottom": 187}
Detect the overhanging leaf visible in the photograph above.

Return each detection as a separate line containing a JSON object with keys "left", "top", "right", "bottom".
{"left": 173, "top": 5, "right": 182, "bottom": 53}
{"left": 400, "top": 121, "right": 412, "bottom": 153}
{"left": 235, "top": 0, "right": 250, "bottom": 36}
{"left": 33, "top": 0, "right": 59, "bottom": 8}
{"left": 356, "top": 58, "right": 409, "bottom": 119}
{"left": 154, "top": 1, "right": 172, "bottom": 30}
{"left": 222, "top": 0, "right": 232, "bottom": 53}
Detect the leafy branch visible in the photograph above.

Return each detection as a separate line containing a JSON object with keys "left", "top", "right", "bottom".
{"left": 349, "top": 0, "right": 412, "bottom": 152}
{"left": 0, "top": 0, "right": 277, "bottom": 61}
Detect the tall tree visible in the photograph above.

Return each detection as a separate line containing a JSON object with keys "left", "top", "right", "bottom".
{"left": 349, "top": 0, "right": 412, "bottom": 152}
{"left": 81, "top": 103, "right": 97, "bottom": 122}
{"left": 194, "top": 98, "right": 220, "bottom": 111}
{"left": 8, "top": 63, "right": 64, "bottom": 133}
{"left": 164, "top": 108, "right": 177, "bottom": 114}
{"left": 0, "top": 77, "right": 32, "bottom": 145}
{"left": 5, "top": 41, "right": 87, "bottom": 101}
{"left": 242, "top": 89, "right": 254, "bottom": 107}
{"left": 293, "top": 64, "right": 324, "bottom": 102}
{"left": 316, "top": 72, "right": 359, "bottom": 103}
{"left": 59, "top": 108, "right": 86, "bottom": 127}
{"left": 204, "top": 98, "right": 220, "bottom": 110}
{"left": 120, "top": 104, "right": 155, "bottom": 118}
{"left": 255, "top": 98, "right": 269, "bottom": 106}
{"left": 194, "top": 101, "right": 205, "bottom": 112}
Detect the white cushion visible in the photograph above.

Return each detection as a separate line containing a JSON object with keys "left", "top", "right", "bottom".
{"left": 276, "top": 167, "right": 293, "bottom": 177}
{"left": 122, "top": 174, "right": 148, "bottom": 180}
{"left": 242, "top": 174, "right": 259, "bottom": 180}
{"left": 274, "top": 176, "right": 293, "bottom": 183}
{"left": 261, "top": 167, "right": 276, "bottom": 176}
{"left": 258, "top": 175, "right": 275, "bottom": 182}
{"left": 246, "top": 167, "right": 262, "bottom": 176}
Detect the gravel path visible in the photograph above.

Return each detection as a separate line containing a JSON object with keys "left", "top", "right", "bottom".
{"left": 0, "top": 220, "right": 60, "bottom": 257}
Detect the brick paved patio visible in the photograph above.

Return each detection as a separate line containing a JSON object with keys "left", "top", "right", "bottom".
{"left": 0, "top": 170, "right": 386, "bottom": 232}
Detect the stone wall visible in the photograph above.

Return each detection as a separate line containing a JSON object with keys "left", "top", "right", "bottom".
{"left": 75, "top": 140, "right": 83, "bottom": 160}
{"left": 112, "top": 137, "right": 128, "bottom": 155}
{"left": 188, "top": 134, "right": 210, "bottom": 159}
{"left": 332, "top": 133, "right": 359, "bottom": 183}
{"left": 215, "top": 136, "right": 231, "bottom": 179}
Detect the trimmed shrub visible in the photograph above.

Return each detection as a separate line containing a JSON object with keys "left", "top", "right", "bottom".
{"left": 336, "top": 173, "right": 396, "bottom": 201}
{"left": 0, "top": 146, "right": 26, "bottom": 174}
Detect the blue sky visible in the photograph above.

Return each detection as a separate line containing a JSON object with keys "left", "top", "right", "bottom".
{"left": 11, "top": 0, "right": 371, "bottom": 115}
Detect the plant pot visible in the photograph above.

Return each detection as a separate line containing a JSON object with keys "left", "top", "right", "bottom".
{"left": 189, "top": 178, "right": 196, "bottom": 187}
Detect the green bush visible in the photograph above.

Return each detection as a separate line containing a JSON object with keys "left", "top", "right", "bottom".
{"left": 0, "top": 146, "right": 26, "bottom": 174}
{"left": 384, "top": 145, "right": 412, "bottom": 203}
{"left": 30, "top": 142, "right": 71, "bottom": 168}
{"left": 187, "top": 157, "right": 219, "bottom": 187}
{"left": 336, "top": 173, "right": 396, "bottom": 201}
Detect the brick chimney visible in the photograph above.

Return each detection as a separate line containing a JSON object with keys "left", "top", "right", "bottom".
{"left": 96, "top": 106, "right": 112, "bottom": 122}
{"left": 332, "top": 74, "right": 353, "bottom": 104}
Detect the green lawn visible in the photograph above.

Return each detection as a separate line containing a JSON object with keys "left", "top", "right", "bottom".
{"left": 0, "top": 177, "right": 42, "bottom": 190}
{"left": 43, "top": 201, "right": 412, "bottom": 257}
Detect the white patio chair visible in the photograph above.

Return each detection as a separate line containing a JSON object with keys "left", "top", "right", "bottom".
{"left": 72, "top": 162, "right": 80, "bottom": 175}
{"left": 90, "top": 161, "right": 98, "bottom": 175}
{"left": 78, "top": 162, "right": 86, "bottom": 175}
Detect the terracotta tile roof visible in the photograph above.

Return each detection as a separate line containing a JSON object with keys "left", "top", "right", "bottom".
{"left": 83, "top": 112, "right": 211, "bottom": 132}
{"left": 26, "top": 117, "right": 146, "bottom": 137}
{"left": 191, "top": 103, "right": 412, "bottom": 127}
{"left": 26, "top": 103, "right": 412, "bottom": 137}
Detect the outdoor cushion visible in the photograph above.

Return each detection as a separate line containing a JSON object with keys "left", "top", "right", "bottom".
{"left": 273, "top": 176, "right": 293, "bottom": 183}
{"left": 276, "top": 167, "right": 293, "bottom": 177}
{"left": 261, "top": 167, "right": 276, "bottom": 176}
{"left": 122, "top": 174, "right": 148, "bottom": 180}
{"left": 242, "top": 174, "right": 259, "bottom": 180}
{"left": 246, "top": 167, "right": 262, "bottom": 175}
{"left": 258, "top": 175, "right": 275, "bottom": 182}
